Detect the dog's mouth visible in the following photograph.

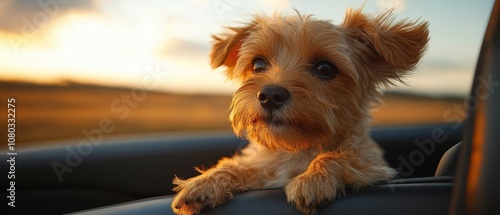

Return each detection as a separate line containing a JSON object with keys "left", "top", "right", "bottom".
{"left": 253, "top": 116, "right": 284, "bottom": 125}
{"left": 251, "top": 116, "right": 304, "bottom": 131}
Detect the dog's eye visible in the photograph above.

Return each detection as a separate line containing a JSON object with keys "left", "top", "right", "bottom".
{"left": 252, "top": 57, "right": 267, "bottom": 74}
{"left": 312, "top": 61, "right": 338, "bottom": 79}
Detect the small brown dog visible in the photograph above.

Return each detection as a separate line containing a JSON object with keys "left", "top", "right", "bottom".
{"left": 172, "top": 8, "right": 428, "bottom": 215}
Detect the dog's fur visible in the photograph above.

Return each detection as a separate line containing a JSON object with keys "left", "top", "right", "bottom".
{"left": 171, "top": 8, "right": 429, "bottom": 215}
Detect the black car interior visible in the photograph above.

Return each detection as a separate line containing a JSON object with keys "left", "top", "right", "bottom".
{"left": 1, "top": 1, "right": 499, "bottom": 215}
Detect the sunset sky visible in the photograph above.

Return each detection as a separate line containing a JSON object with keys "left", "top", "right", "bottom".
{"left": 0, "top": 0, "right": 495, "bottom": 95}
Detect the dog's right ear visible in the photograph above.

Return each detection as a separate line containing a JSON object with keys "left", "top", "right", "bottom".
{"left": 210, "top": 24, "right": 254, "bottom": 80}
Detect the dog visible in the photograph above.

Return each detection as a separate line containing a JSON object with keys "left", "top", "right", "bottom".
{"left": 171, "top": 8, "right": 429, "bottom": 215}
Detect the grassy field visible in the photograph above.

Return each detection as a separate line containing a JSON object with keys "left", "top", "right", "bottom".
{"left": 0, "top": 81, "right": 465, "bottom": 148}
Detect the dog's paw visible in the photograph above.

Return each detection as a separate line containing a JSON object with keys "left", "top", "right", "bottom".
{"left": 285, "top": 172, "right": 342, "bottom": 215}
{"left": 171, "top": 175, "right": 236, "bottom": 215}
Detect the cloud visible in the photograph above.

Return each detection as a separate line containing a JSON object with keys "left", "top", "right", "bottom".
{"left": 0, "top": 0, "right": 97, "bottom": 34}
{"left": 377, "top": 0, "right": 406, "bottom": 13}
{"left": 158, "top": 37, "right": 210, "bottom": 61}
{"left": 257, "top": 0, "right": 291, "bottom": 9}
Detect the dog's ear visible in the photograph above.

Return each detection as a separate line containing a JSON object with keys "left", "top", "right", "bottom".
{"left": 342, "top": 8, "right": 429, "bottom": 84}
{"left": 210, "top": 24, "right": 254, "bottom": 80}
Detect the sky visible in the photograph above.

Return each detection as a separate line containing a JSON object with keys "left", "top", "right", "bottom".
{"left": 0, "top": 0, "right": 495, "bottom": 96}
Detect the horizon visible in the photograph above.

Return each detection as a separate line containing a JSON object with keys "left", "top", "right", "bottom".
{"left": 0, "top": 78, "right": 467, "bottom": 100}
{"left": 0, "top": 0, "right": 495, "bottom": 96}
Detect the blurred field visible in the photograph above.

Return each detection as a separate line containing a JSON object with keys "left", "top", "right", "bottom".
{"left": 0, "top": 81, "right": 465, "bottom": 148}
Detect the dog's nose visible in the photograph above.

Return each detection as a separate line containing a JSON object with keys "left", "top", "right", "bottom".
{"left": 257, "top": 85, "right": 290, "bottom": 111}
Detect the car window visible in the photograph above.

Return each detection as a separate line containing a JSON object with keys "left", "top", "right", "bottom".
{"left": 0, "top": 0, "right": 495, "bottom": 147}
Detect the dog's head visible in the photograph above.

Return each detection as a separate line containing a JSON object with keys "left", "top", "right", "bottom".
{"left": 211, "top": 9, "right": 429, "bottom": 152}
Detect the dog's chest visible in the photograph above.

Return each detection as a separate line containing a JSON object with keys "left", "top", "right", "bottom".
{"left": 241, "top": 141, "right": 317, "bottom": 188}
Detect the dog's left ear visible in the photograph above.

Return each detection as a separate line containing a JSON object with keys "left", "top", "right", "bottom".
{"left": 210, "top": 24, "right": 255, "bottom": 81}
{"left": 342, "top": 8, "right": 429, "bottom": 83}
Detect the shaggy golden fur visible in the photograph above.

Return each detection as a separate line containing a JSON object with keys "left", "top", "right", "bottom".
{"left": 172, "top": 8, "right": 429, "bottom": 215}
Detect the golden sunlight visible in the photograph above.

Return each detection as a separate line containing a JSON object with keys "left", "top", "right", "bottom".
{"left": 1, "top": 10, "right": 170, "bottom": 85}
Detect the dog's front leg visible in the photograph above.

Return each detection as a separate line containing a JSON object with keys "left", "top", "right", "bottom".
{"left": 171, "top": 157, "right": 248, "bottom": 215}
{"left": 285, "top": 153, "right": 344, "bottom": 215}
{"left": 285, "top": 147, "right": 396, "bottom": 215}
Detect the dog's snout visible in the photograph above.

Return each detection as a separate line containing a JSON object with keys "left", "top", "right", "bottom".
{"left": 257, "top": 85, "right": 290, "bottom": 111}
